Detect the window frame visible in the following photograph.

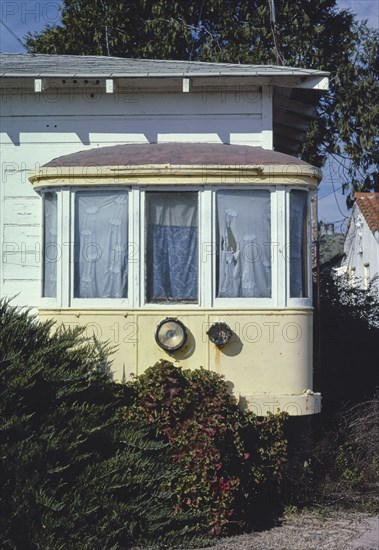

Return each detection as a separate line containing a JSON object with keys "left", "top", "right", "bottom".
{"left": 286, "top": 187, "right": 313, "bottom": 308}
{"left": 40, "top": 188, "right": 61, "bottom": 308}
{"left": 39, "top": 184, "right": 313, "bottom": 310}
{"left": 70, "top": 186, "right": 132, "bottom": 308}
{"left": 212, "top": 185, "right": 277, "bottom": 309}
{"left": 363, "top": 263, "right": 370, "bottom": 290}
{"left": 140, "top": 186, "right": 202, "bottom": 309}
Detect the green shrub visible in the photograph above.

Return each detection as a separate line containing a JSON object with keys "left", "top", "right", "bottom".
{"left": 0, "top": 300, "right": 207, "bottom": 549}
{"left": 125, "top": 360, "right": 288, "bottom": 534}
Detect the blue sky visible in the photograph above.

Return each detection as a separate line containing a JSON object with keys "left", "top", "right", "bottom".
{"left": 1, "top": 0, "right": 378, "bottom": 230}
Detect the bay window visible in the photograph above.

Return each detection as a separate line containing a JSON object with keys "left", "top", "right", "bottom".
{"left": 41, "top": 186, "right": 311, "bottom": 308}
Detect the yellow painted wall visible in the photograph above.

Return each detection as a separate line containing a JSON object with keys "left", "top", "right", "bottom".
{"left": 39, "top": 308, "right": 313, "bottom": 398}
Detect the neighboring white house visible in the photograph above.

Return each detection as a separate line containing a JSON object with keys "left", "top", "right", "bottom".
{"left": 0, "top": 53, "right": 330, "bottom": 415}
{"left": 339, "top": 193, "right": 379, "bottom": 289}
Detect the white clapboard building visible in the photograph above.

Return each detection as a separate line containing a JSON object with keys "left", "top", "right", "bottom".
{"left": 338, "top": 192, "right": 379, "bottom": 289}
{"left": 0, "top": 53, "right": 329, "bottom": 415}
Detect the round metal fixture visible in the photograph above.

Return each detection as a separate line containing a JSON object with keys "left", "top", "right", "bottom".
{"left": 206, "top": 322, "right": 233, "bottom": 348}
{"left": 155, "top": 317, "right": 188, "bottom": 352}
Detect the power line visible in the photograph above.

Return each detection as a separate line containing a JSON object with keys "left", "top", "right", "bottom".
{"left": 0, "top": 19, "right": 29, "bottom": 52}
{"left": 188, "top": 0, "right": 206, "bottom": 64}
{"left": 318, "top": 185, "right": 343, "bottom": 200}
{"left": 331, "top": 170, "right": 350, "bottom": 219}
{"left": 354, "top": 0, "right": 378, "bottom": 18}
{"left": 267, "top": 0, "right": 284, "bottom": 65}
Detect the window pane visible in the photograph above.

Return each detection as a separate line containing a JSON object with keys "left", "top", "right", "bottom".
{"left": 216, "top": 190, "right": 271, "bottom": 298}
{"left": 146, "top": 192, "right": 198, "bottom": 302}
{"left": 74, "top": 191, "right": 128, "bottom": 298}
{"left": 290, "top": 190, "right": 308, "bottom": 298}
{"left": 43, "top": 192, "right": 58, "bottom": 298}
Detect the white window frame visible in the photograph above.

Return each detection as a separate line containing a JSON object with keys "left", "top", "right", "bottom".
{"left": 349, "top": 266, "right": 357, "bottom": 288}
{"left": 286, "top": 187, "right": 313, "bottom": 308}
{"left": 70, "top": 186, "right": 132, "bottom": 308}
{"left": 40, "top": 188, "right": 61, "bottom": 308}
{"left": 140, "top": 186, "right": 202, "bottom": 309}
{"left": 39, "top": 184, "right": 313, "bottom": 310}
{"left": 212, "top": 186, "right": 276, "bottom": 309}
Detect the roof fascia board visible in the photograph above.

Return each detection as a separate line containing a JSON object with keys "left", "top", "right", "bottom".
{"left": 0, "top": 71, "right": 328, "bottom": 78}
{"left": 0, "top": 74, "right": 329, "bottom": 92}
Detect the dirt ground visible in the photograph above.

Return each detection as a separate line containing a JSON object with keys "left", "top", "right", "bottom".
{"left": 195, "top": 510, "right": 378, "bottom": 550}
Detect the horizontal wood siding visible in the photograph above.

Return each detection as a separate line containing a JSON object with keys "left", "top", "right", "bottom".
{"left": 2, "top": 280, "right": 40, "bottom": 307}
{"left": 1, "top": 89, "right": 264, "bottom": 306}
{"left": 1, "top": 89, "right": 262, "bottom": 116}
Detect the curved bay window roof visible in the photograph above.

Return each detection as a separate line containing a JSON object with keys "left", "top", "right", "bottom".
{"left": 42, "top": 143, "right": 311, "bottom": 167}
{"left": 30, "top": 143, "right": 321, "bottom": 189}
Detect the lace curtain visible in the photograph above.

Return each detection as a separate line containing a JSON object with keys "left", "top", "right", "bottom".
{"left": 217, "top": 190, "right": 271, "bottom": 298}
{"left": 74, "top": 191, "right": 128, "bottom": 298}
{"left": 290, "top": 190, "right": 308, "bottom": 298}
{"left": 146, "top": 192, "right": 198, "bottom": 302}
{"left": 43, "top": 192, "right": 58, "bottom": 298}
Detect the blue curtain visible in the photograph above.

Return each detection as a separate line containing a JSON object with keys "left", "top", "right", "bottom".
{"left": 147, "top": 225, "right": 198, "bottom": 300}
{"left": 146, "top": 192, "right": 198, "bottom": 302}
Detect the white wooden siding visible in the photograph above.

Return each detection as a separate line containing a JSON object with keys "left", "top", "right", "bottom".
{"left": 1, "top": 114, "right": 262, "bottom": 146}
{"left": 0, "top": 88, "right": 266, "bottom": 306}
{"left": 344, "top": 206, "right": 379, "bottom": 285}
{"left": 1, "top": 89, "right": 262, "bottom": 116}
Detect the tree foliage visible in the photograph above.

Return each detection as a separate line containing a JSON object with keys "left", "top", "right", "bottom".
{"left": 26, "top": 0, "right": 379, "bottom": 203}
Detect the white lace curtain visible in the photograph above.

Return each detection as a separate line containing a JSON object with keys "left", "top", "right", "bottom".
{"left": 290, "top": 190, "right": 308, "bottom": 298}
{"left": 217, "top": 190, "right": 271, "bottom": 298}
{"left": 74, "top": 191, "right": 128, "bottom": 298}
{"left": 43, "top": 192, "right": 58, "bottom": 298}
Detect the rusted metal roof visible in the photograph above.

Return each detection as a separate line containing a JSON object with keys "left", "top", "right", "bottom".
{"left": 43, "top": 143, "right": 311, "bottom": 167}
{"left": 354, "top": 192, "right": 379, "bottom": 234}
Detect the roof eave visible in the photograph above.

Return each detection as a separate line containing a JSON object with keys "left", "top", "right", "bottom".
{"left": 0, "top": 72, "right": 329, "bottom": 90}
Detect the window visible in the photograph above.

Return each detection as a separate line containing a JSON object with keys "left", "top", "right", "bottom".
{"left": 74, "top": 191, "right": 128, "bottom": 298}
{"left": 41, "top": 185, "right": 311, "bottom": 308}
{"left": 42, "top": 192, "right": 58, "bottom": 298}
{"left": 145, "top": 191, "right": 198, "bottom": 303}
{"left": 216, "top": 190, "right": 271, "bottom": 298}
{"left": 290, "top": 190, "right": 309, "bottom": 298}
